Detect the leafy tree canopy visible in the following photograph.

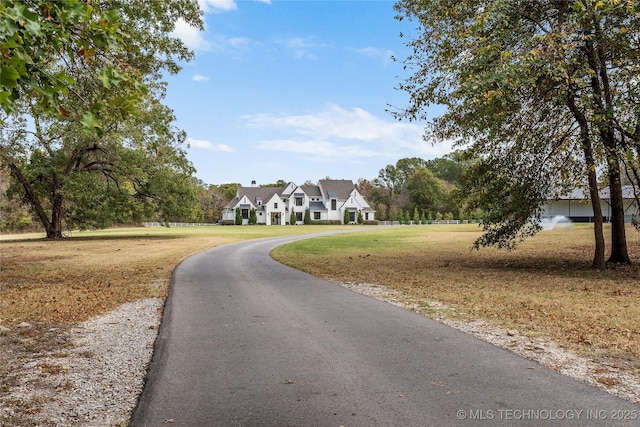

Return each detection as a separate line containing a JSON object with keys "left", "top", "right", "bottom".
{"left": 394, "top": 0, "right": 639, "bottom": 261}
{"left": 1, "top": 0, "right": 203, "bottom": 238}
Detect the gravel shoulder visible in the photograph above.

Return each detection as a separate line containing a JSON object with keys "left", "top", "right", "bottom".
{"left": 1, "top": 282, "right": 637, "bottom": 426}
{"left": 338, "top": 281, "right": 640, "bottom": 406}
{"left": 0, "top": 298, "right": 163, "bottom": 427}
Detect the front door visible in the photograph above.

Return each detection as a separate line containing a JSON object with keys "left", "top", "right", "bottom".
{"left": 271, "top": 212, "right": 281, "bottom": 225}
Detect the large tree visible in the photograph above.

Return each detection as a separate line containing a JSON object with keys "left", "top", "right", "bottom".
{"left": 1, "top": 0, "right": 203, "bottom": 238}
{"left": 394, "top": 0, "right": 639, "bottom": 266}
{"left": 406, "top": 166, "right": 443, "bottom": 215}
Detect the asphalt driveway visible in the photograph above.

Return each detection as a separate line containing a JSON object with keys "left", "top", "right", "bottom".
{"left": 131, "top": 232, "right": 638, "bottom": 426}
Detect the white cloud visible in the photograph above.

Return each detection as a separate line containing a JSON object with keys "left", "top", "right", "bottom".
{"left": 278, "top": 37, "right": 327, "bottom": 59}
{"left": 192, "top": 74, "right": 210, "bottom": 82}
{"left": 187, "top": 137, "right": 235, "bottom": 152}
{"left": 355, "top": 47, "right": 395, "bottom": 64}
{"left": 245, "top": 104, "right": 454, "bottom": 159}
{"left": 198, "top": 0, "right": 271, "bottom": 13}
{"left": 255, "top": 139, "right": 380, "bottom": 158}
{"left": 198, "top": 0, "right": 238, "bottom": 13}
{"left": 172, "top": 19, "right": 211, "bottom": 51}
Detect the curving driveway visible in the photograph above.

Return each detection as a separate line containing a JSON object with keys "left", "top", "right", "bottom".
{"left": 131, "top": 232, "right": 638, "bottom": 426}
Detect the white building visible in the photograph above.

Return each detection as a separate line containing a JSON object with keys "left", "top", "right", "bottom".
{"left": 222, "top": 179, "right": 376, "bottom": 225}
{"left": 543, "top": 186, "right": 638, "bottom": 222}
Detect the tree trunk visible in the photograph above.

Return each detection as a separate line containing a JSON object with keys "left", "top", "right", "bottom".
{"left": 49, "top": 194, "right": 65, "bottom": 239}
{"left": 567, "top": 96, "right": 606, "bottom": 269}
{"left": 605, "top": 159, "right": 631, "bottom": 264}
{"left": 583, "top": 27, "right": 631, "bottom": 264}
{"left": 5, "top": 157, "right": 65, "bottom": 239}
{"left": 586, "top": 170, "right": 606, "bottom": 269}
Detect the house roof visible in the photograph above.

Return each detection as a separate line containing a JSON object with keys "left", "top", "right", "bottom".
{"left": 224, "top": 186, "right": 282, "bottom": 209}
{"left": 301, "top": 184, "right": 322, "bottom": 197}
{"left": 318, "top": 179, "right": 355, "bottom": 200}
{"left": 557, "top": 185, "right": 637, "bottom": 200}
{"left": 224, "top": 179, "right": 374, "bottom": 212}
{"left": 309, "top": 201, "right": 327, "bottom": 211}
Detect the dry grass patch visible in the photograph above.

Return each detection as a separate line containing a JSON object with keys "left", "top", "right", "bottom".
{"left": 273, "top": 224, "right": 640, "bottom": 370}
{"left": 0, "top": 224, "right": 349, "bottom": 326}
{"left": 0, "top": 234, "right": 234, "bottom": 326}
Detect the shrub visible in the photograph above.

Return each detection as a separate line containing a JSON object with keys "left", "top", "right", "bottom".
{"left": 310, "top": 220, "right": 342, "bottom": 225}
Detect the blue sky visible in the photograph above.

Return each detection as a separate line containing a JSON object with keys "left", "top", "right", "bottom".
{"left": 166, "top": 0, "right": 452, "bottom": 186}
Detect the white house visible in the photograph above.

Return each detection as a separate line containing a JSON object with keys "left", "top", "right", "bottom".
{"left": 222, "top": 179, "right": 376, "bottom": 225}
{"left": 543, "top": 186, "right": 638, "bottom": 223}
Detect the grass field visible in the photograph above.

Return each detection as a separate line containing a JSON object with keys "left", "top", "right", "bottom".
{"left": 0, "top": 225, "right": 346, "bottom": 325}
{"left": 1, "top": 223, "right": 639, "bottom": 368}
{"left": 272, "top": 224, "right": 640, "bottom": 370}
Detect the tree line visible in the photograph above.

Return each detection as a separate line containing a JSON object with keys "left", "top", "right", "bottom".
{"left": 2, "top": 1, "right": 637, "bottom": 269}
{"left": 356, "top": 153, "right": 474, "bottom": 223}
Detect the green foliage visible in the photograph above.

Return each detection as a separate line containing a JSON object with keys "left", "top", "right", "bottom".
{"left": 407, "top": 167, "right": 443, "bottom": 214}
{"left": 357, "top": 210, "right": 364, "bottom": 225}
{"left": 235, "top": 208, "right": 242, "bottom": 225}
{"left": 196, "top": 182, "right": 232, "bottom": 224}
{"left": 394, "top": 0, "right": 640, "bottom": 258}
{"left": 217, "top": 183, "right": 241, "bottom": 201}
{"left": 425, "top": 151, "right": 470, "bottom": 186}
{"left": 1, "top": 1, "right": 203, "bottom": 238}
{"left": 462, "top": 159, "right": 549, "bottom": 249}
{"left": 290, "top": 210, "right": 297, "bottom": 225}
{"left": 0, "top": 1, "right": 202, "bottom": 130}
{"left": 374, "top": 155, "right": 471, "bottom": 221}
{"left": 413, "top": 208, "right": 420, "bottom": 224}
{"left": 249, "top": 208, "right": 257, "bottom": 225}
{"left": 303, "top": 208, "right": 311, "bottom": 225}
{"left": 310, "top": 220, "right": 342, "bottom": 225}
{"left": 343, "top": 209, "right": 350, "bottom": 225}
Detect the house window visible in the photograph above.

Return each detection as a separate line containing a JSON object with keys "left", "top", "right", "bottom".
{"left": 296, "top": 212, "right": 303, "bottom": 222}
{"left": 365, "top": 213, "right": 369, "bottom": 220}
{"left": 274, "top": 202, "right": 278, "bottom": 209}
{"left": 295, "top": 197, "right": 303, "bottom": 206}
{"left": 349, "top": 211, "right": 356, "bottom": 222}
{"left": 314, "top": 212, "right": 321, "bottom": 220}
{"left": 331, "top": 199, "right": 337, "bottom": 210}
{"left": 241, "top": 209, "right": 249, "bottom": 219}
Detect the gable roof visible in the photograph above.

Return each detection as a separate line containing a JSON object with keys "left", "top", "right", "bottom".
{"left": 318, "top": 179, "right": 356, "bottom": 200}
{"left": 301, "top": 184, "right": 322, "bottom": 197}
{"left": 225, "top": 186, "right": 282, "bottom": 209}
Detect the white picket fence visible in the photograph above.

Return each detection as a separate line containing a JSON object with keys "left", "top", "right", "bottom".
{"left": 142, "top": 222, "right": 218, "bottom": 227}
{"left": 377, "top": 220, "right": 476, "bottom": 226}
{"left": 142, "top": 220, "right": 477, "bottom": 227}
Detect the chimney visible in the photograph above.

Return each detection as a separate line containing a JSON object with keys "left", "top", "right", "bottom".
{"left": 251, "top": 180, "right": 257, "bottom": 187}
